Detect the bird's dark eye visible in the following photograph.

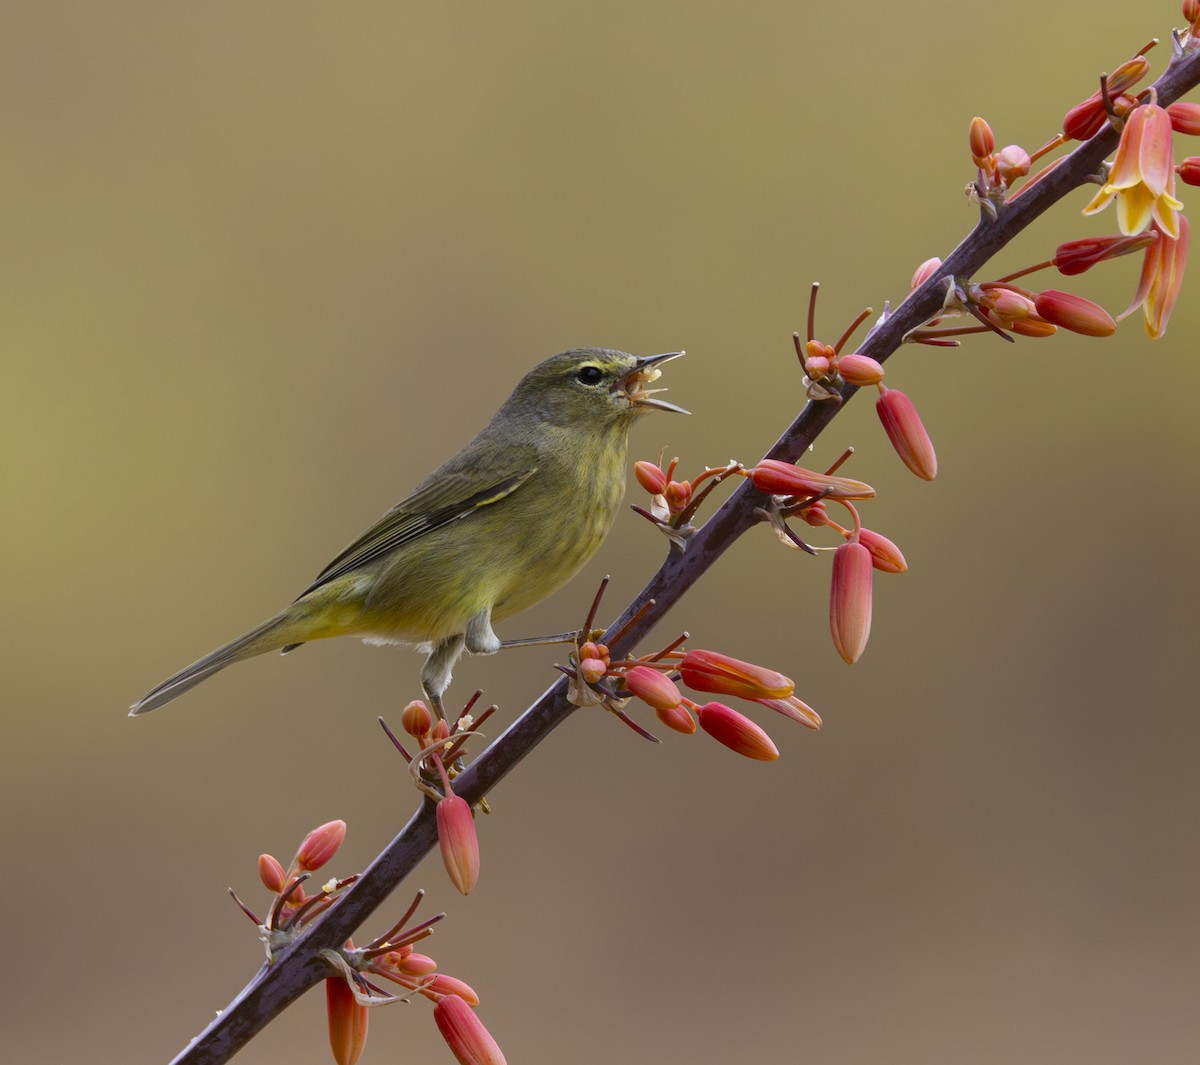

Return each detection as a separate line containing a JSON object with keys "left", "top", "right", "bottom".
{"left": 576, "top": 365, "right": 605, "bottom": 386}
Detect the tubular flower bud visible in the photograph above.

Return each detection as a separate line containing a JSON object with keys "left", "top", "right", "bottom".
{"left": 1122, "top": 216, "right": 1189, "bottom": 339}
{"left": 296, "top": 820, "right": 347, "bottom": 873}
{"left": 1033, "top": 290, "right": 1116, "bottom": 336}
{"left": 969, "top": 117, "right": 995, "bottom": 167}
{"left": 401, "top": 699, "right": 433, "bottom": 739}
{"left": 856, "top": 528, "right": 908, "bottom": 573}
{"left": 1108, "top": 55, "right": 1152, "bottom": 95}
{"left": 396, "top": 951, "right": 438, "bottom": 976}
{"left": 755, "top": 695, "right": 822, "bottom": 731}
{"left": 1084, "top": 102, "right": 1183, "bottom": 238}
{"left": 656, "top": 703, "right": 698, "bottom": 734}
{"left": 425, "top": 974, "right": 481, "bottom": 1006}
{"left": 830, "top": 541, "right": 874, "bottom": 665}
{"left": 1062, "top": 93, "right": 1109, "bottom": 141}
{"left": 624, "top": 665, "right": 683, "bottom": 710}
{"left": 436, "top": 795, "right": 480, "bottom": 896}
{"left": 876, "top": 388, "right": 937, "bottom": 480}
{"left": 836, "top": 353, "right": 885, "bottom": 386}
{"left": 1168, "top": 102, "right": 1200, "bottom": 136}
{"left": 664, "top": 479, "right": 692, "bottom": 513}
{"left": 696, "top": 702, "right": 780, "bottom": 761}
{"left": 1179, "top": 157, "right": 1200, "bottom": 186}
{"left": 679, "top": 649, "right": 794, "bottom": 701}
{"left": 258, "top": 853, "right": 287, "bottom": 893}
{"left": 1054, "top": 232, "right": 1157, "bottom": 275}
{"left": 748, "top": 459, "right": 875, "bottom": 500}
{"left": 634, "top": 461, "right": 668, "bottom": 495}
{"left": 326, "top": 978, "right": 369, "bottom": 1065}
{"left": 434, "top": 995, "right": 508, "bottom": 1065}
{"left": 1007, "top": 316, "right": 1057, "bottom": 338}
{"left": 911, "top": 257, "right": 942, "bottom": 290}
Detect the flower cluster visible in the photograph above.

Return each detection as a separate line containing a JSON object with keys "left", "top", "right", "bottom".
{"left": 568, "top": 642, "right": 820, "bottom": 759}
{"left": 381, "top": 695, "right": 497, "bottom": 897}
{"left": 231, "top": 822, "right": 505, "bottom": 1065}
{"left": 632, "top": 455, "right": 743, "bottom": 550}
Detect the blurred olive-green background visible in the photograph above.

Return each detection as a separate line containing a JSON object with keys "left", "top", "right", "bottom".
{"left": 5, "top": 3, "right": 1199, "bottom": 1063}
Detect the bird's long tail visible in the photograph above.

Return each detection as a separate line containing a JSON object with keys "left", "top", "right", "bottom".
{"left": 129, "top": 612, "right": 296, "bottom": 715}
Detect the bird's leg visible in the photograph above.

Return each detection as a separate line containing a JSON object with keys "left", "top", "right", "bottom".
{"left": 464, "top": 608, "right": 502, "bottom": 655}
{"left": 421, "top": 633, "right": 465, "bottom": 720}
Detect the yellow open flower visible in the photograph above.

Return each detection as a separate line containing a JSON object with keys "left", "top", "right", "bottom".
{"left": 1084, "top": 102, "right": 1183, "bottom": 238}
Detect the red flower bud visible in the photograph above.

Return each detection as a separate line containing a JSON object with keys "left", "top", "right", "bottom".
{"left": 836, "top": 353, "right": 885, "bottom": 386}
{"left": 258, "top": 853, "right": 286, "bottom": 894}
{"left": 624, "top": 665, "right": 683, "bottom": 710}
{"left": 857, "top": 528, "right": 908, "bottom": 573}
{"left": 876, "top": 388, "right": 937, "bottom": 480}
{"left": 296, "top": 820, "right": 346, "bottom": 873}
{"left": 1033, "top": 289, "right": 1116, "bottom": 336}
{"left": 326, "top": 978, "right": 369, "bottom": 1065}
{"left": 434, "top": 995, "right": 507, "bottom": 1065}
{"left": 679, "top": 649, "right": 794, "bottom": 700}
{"left": 1179, "top": 157, "right": 1200, "bottom": 187}
{"left": 401, "top": 699, "right": 433, "bottom": 739}
{"left": 696, "top": 702, "right": 780, "bottom": 761}
{"left": 749, "top": 459, "right": 875, "bottom": 500}
{"left": 426, "top": 974, "right": 481, "bottom": 1006}
{"left": 1168, "top": 102, "right": 1200, "bottom": 136}
{"left": 830, "top": 541, "right": 873, "bottom": 664}
{"left": 634, "top": 461, "right": 668, "bottom": 495}
{"left": 968, "top": 117, "right": 994, "bottom": 167}
{"left": 656, "top": 703, "right": 698, "bottom": 734}
{"left": 1054, "top": 233, "right": 1157, "bottom": 275}
{"left": 436, "top": 795, "right": 480, "bottom": 896}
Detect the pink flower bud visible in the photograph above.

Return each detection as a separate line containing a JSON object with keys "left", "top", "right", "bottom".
{"left": 401, "top": 700, "right": 433, "bottom": 739}
{"left": 326, "top": 978, "right": 369, "bottom": 1065}
{"left": 830, "top": 541, "right": 873, "bottom": 664}
{"left": 578, "top": 657, "right": 608, "bottom": 684}
{"left": 1168, "top": 102, "right": 1200, "bottom": 136}
{"left": 296, "top": 820, "right": 346, "bottom": 873}
{"left": 258, "top": 853, "right": 286, "bottom": 894}
{"left": 624, "top": 665, "right": 683, "bottom": 710}
{"left": 749, "top": 459, "right": 876, "bottom": 500}
{"left": 857, "top": 528, "right": 908, "bottom": 573}
{"left": 1033, "top": 289, "right": 1116, "bottom": 336}
{"left": 968, "top": 117, "right": 995, "bottom": 167}
{"left": 634, "top": 461, "right": 668, "bottom": 495}
{"left": 398, "top": 951, "right": 438, "bottom": 975}
{"left": 679, "top": 649, "right": 794, "bottom": 700}
{"left": 426, "top": 974, "right": 481, "bottom": 1006}
{"left": 876, "top": 388, "right": 937, "bottom": 480}
{"left": 1062, "top": 94, "right": 1108, "bottom": 141}
{"left": 755, "top": 695, "right": 822, "bottom": 731}
{"left": 995, "top": 144, "right": 1031, "bottom": 183}
{"left": 836, "top": 353, "right": 885, "bottom": 386}
{"left": 656, "top": 703, "right": 698, "bottom": 734}
{"left": 911, "top": 257, "right": 942, "bottom": 290}
{"left": 804, "top": 354, "right": 833, "bottom": 377}
{"left": 696, "top": 702, "right": 780, "bottom": 761}
{"left": 434, "top": 995, "right": 507, "bottom": 1065}
{"left": 1054, "top": 232, "right": 1157, "bottom": 275}
{"left": 436, "top": 795, "right": 480, "bottom": 896}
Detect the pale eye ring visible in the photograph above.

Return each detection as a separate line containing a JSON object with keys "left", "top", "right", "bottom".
{"left": 576, "top": 365, "right": 605, "bottom": 385}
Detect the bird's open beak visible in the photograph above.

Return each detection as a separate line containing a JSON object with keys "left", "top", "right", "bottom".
{"left": 620, "top": 351, "right": 689, "bottom": 414}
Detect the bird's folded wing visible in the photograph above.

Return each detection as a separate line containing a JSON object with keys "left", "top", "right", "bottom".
{"left": 294, "top": 465, "right": 538, "bottom": 599}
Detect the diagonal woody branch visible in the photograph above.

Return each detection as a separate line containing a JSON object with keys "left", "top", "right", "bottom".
{"left": 169, "top": 43, "right": 1200, "bottom": 1065}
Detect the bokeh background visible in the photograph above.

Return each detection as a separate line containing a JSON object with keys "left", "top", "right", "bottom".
{"left": 4, "top": 2, "right": 1199, "bottom": 1063}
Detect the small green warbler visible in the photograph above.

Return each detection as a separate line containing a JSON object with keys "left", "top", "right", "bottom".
{"left": 131, "top": 348, "right": 685, "bottom": 716}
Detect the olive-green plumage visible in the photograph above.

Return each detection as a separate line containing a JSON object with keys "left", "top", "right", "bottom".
{"left": 130, "top": 348, "right": 685, "bottom": 716}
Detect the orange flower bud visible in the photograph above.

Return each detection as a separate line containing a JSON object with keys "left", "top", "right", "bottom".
{"left": 578, "top": 657, "right": 608, "bottom": 684}
{"left": 805, "top": 353, "right": 833, "bottom": 378}
{"left": 1033, "top": 289, "right": 1116, "bottom": 336}
{"left": 634, "top": 461, "right": 668, "bottom": 495}
{"left": 748, "top": 459, "right": 875, "bottom": 500}
{"left": 434, "top": 995, "right": 508, "bottom": 1065}
{"left": 1186, "top": 0, "right": 1200, "bottom": 22}
{"left": 968, "top": 116, "right": 995, "bottom": 167}
{"left": 830, "top": 541, "right": 873, "bottom": 664}
{"left": 395, "top": 951, "right": 438, "bottom": 975}
{"left": 876, "top": 388, "right": 937, "bottom": 480}
{"left": 696, "top": 702, "right": 780, "bottom": 761}
{"left": 426, "top": 974, "right": 481, "bottom": 1006}
{"left": 857, "top": 528, "right": 908, "bottom": 573}
{"left": 296, "top": 820, "right": 346, "bottom": 873}
{"left": 1062, "top": 93, "right": 1108, "bottom": 141}
{"left": 756, "top": 695, "right": 822, "bottom": 731}
{"left": 911, "top": 257, "right": 942, "bottom": 290}
{"left": 401, "top": 699, "right": 433, "bottom": 739}
{"left": 436, "top": 795, "right": 480, "bottom": 896}
{"left": 1168, "top": 102, "right": 1200, "bottom": 136}
{"left": 431, "top": 718, "right": 450, "bottom": 743}
{"left": 258, "top": 853, "right": 286, "bottom": 893}
{"left": 656, "top": 703, "right": 698, "bottom": 734}
{"left": 679, "top": 649, "right": 794, "bottom": 700}
{"left": 1179, "top": 157, "right": 1200, "bottom": 187}
{"left": 664, "top": 479, "right": 692, "bottom": 512}
{"left": 326, "top": 978, "right": 369, "bottom": 1065}
{"left": 624, "top": 665, "right": 683, "bottom": 710}
{"left": 800, "top": 500, "right": 830, "bottom": 527}
{"left": 836, "top": 353, "right": 885, "bottom": 386}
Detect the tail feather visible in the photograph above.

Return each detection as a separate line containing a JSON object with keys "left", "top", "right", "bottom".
{"left": 130, "top": 613, "right": 293, "bottom": 715}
